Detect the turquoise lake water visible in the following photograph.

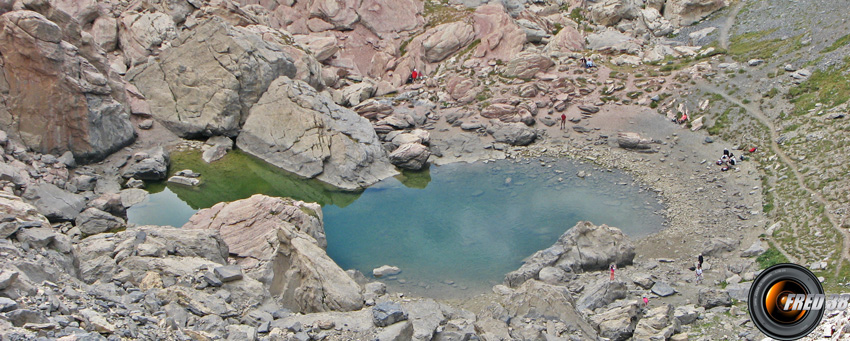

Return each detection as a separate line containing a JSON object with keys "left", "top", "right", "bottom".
{"left": 128, "top": 150, "right": 666, "bottom": 297}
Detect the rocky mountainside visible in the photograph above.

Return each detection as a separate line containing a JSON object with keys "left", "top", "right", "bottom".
{"left": 0, "top": 0, "right": 736, "bottom": 188}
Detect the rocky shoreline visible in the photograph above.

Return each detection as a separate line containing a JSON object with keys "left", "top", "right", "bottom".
{"left": 0, "top": 0, "right": 808, "bottom": 339}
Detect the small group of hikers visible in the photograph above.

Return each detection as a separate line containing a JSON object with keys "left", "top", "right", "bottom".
{"left": 579, "top": 56, "right": 595, "bottom": 68}
{"left": 673, "top": 112, "right": 689, "bottom": 125}
{"left": 716, "top": 148, "right": 744, "bottom": 172}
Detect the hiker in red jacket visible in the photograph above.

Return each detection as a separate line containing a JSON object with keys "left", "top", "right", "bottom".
{"left": 560, "top": 113, "right": 567, "bottom": 130}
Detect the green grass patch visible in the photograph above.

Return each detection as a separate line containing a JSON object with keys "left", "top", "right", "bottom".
{"left": 707, "top": 108, "right": 732, "bottom": 135}
{"left": 399, "top": 37, "right": 413, "bottom": 56}
{"left": 569, "top": 7, "right": 585, "bottom": 24}
{"left": 756, "top": 242, "right": 791, "bottom": 269}
{"left": 822, "top": 34, "right": 850, "bottom": 54}
{"left": 728, "top": 28, "right": 789, "bottom": 62}
{"left": 552, "top": 23, "right": 563, "bottom": 36}
{"left": 765, "top": 87, "right": 779, "bottom": 98}
{"left": 788, "top": 57, "right": 850, "bottom": 115}
{"left": 424, "top": 0, "right": 472, "bottom": 29}
{"left": 782, "top": 123, "right": 801, "bottom": 133}
{"left": 457, "top": 38, "right": 481, "bottom": 58}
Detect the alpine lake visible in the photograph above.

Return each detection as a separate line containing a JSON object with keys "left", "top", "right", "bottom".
{"left": 128, "top": 149, "right": 666, "bottom": 298}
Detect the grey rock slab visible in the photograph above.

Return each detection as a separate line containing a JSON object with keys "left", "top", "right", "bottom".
{"left": 120, "top": 188, "right": 149, "bottom": 208}
{"left": 22, "top": 183, "right": 85, "bottom": 222}
{"left": 651, "top": 281, "right": 677, "bottom": 297}
{"left": 0, "top": 297, "right": 18, "bottom": 312}
{"left": 378, "top": 320, "right": 414, "bottom": 341}
{"left": 373, "top": 301, "right": 408, "bottom": 327}
{"left": 75, "top": 208, "right": 125, "bottom": 237}
{"left": 214, "top": 265, "right": 243, "bottom": 283}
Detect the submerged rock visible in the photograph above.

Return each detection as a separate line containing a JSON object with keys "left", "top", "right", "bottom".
{"left": 373, "top": 265, "right": 401, "bottom": 278}
{"left": 167, "top": 175, "right": 200, "bottom": 187}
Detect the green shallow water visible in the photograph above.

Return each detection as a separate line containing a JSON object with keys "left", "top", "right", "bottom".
{"left": 128, "top": 149, "right": 666, "bottom": 297}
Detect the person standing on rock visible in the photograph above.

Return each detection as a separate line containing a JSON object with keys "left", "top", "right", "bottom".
{"left": 412, "top": 69, "right": 419, "bottom": 82}
{"left": 560, "top": 113, "right": 567, "bottom": 130}
{"left": 643, "top": 295, "right": 649, "bottom": 307}
{"left": 610, "top": 263, "right": 616, "bottom": 281}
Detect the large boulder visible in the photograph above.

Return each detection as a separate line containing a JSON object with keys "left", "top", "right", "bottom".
{"left": 486, "top": 121, "right": 537, "bottom": 146}
{"left": 633, "top": 304, "right": 680, "bottom": 340}
{"left": 293, "top": 35, "right": 339, "bottom": 62}
{"left": 118, "top": 11, "right": 177, "bottom": 66}
{"left": 236, "top": 77, "right": 396, "bottom": 190}
{"left": 471, "top": 4, "right": 526, "bottom": 62}
{"left": 502, "top": 52, "right": 554, "bottom": 79}
{"left": 665, "top": 0, "right": 727, "bottom": 27}
{"left": 389, "top": 143, "right": 431, "bottom": 170}
{"left": 545, "top": 24, "right": 584, "bottom": 53}
{"left": 641, "top": 8, "right": 674, "bottom": 37}
{"left": 357, "top": 0, "right": 424, "bottom": 36}
{"left": 618, "top": 132, "right": 655, "bottom": 149}
{"left": 587, "top": 28, "right": 643, "bottom": 55}
{"left": 309, "top": 0, "right": 360, "bottom": 31}
{"left": 589, "top": 300, "right": 642, "bottom": 341}
{"left": 422, "top": 21, "right": 475, "bottom": 63}
{"left": 576, "top": 279, "right": 628, "bottom": 312}
{"left": 0, "top": 10, "right": 135, "bottom": 163}
{"left": 504, "top": 280, "right": 597, "bottom": 338}
{"left": 698, "top": 288, "right": 732, "bottom": 309}
{"left": 50, "top": 0, "right": 99, "bottom": 25}
{"left": 75, "top": 207, "right": 125, "bottom": 237}
{"left": 120, "top": 147, "right": 169, "bottom": 181}
{"left": 75, "top": 227, "right": 230, "bottom": 284}
{"left": 588, "top": 0, "right": 639, "bottom": 26}
{"left": 183, "top": 195, "right": 364, "bottom": 313}
{"left": 0, "top": 191, "right": 50, "bottom": 231}
{"left": 505, "top": 221, "right": 635, "bottom": 287}
{"left": 127, "top": 17, "right": 297, "bottom": 138}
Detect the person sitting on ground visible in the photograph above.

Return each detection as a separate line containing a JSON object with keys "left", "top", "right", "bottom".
{"left": 580, "top": 57, "right": 587, "bottom": 68}
{"left": 586, "top": 57, "right": 595, "bottom": 68}
{"left": 723, "top": 148, "right": 730, "bottom": 157}
{"left": 676, "top": 113, "right": 689, "bottom": 124}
